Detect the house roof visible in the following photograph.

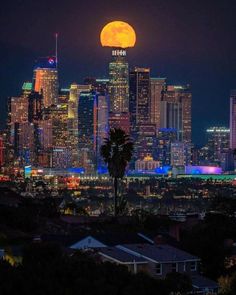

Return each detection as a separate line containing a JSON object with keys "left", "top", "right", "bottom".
{"left": 99, "top": 247, "right": 148, "bottom": 264}
{"left": 191, "top": 274, "right": 218, "bottom": 289}
{"left": 118, "top": 243, "right": 200, "bottom": 263}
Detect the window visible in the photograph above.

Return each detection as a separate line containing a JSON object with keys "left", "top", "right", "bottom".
{"left": 191, "top": 261, "right": 197, "bottom": 271}
{"left": 171, "top": 263, "right": 178, "bottom": 272}
{"left": 155, "top": 263, "right": 162, "bottom": 275}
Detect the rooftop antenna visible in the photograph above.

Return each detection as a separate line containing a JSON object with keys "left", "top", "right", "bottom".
{"left": 55, "top": 33, "right": 58, "bottom": 67}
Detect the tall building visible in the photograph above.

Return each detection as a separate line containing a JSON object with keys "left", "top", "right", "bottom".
{"left": 150, "top": 77, "right": 166, "bottom": 129}
{"left": 68, "top": 83, "right": 92, "bottom": 167}
{"left": 108, "top": 49, "right": 129, "bottom": 113}
{"left": 230, "top": 90, "right": 236, "bottom": 149}
{"left": 129, "top": 67, "right": 151, "bottom": 140}
{"left": 33, "top": 56, "right": 59, "bottom": 107}
{"left": 108, "top": 113, "right": 130, "bottom": 135}
{"left": 157, "top": 128, "right": 177, "bottom": 166}
{"left": 199, "top": 127, "right": 230, "bottom": 166}
{"left": 161, "top": 85, "right": 192, "bottom": 143}
{"left": 96, "top": 94, "right": 109, "bottom": 168}
{"left": 78, "top": 92, "right": 98, "bottom": 173}
{"left": 171, "top": 141, "right": 191, "bottom": 168}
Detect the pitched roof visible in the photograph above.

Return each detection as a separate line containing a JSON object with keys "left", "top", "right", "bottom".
{"left": 191, "top": 275, "right": 218, "bottom": 289}
{"left": 118, "top": 243, "right": 200, "bottom": 263}
{"left": 99, "top": 247, "right": 148, "bottom": 264}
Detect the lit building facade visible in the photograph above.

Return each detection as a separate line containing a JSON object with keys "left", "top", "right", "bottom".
{"left": 161, "top": 85, "right": 192, "bottom": 143}
{"left": 200, "top": 127, "right": 230, "bottom": 166}
{"left": 171, "top": 141, "right": 191, "bottom": 168}
{"left": 150, "top": 77, "right": 166, "bottom": 129}
{"left": 135, "top": 155, "right": 160, "bottom": 171}
{"left": 157, "top": 128, "right": 177, "bottom": 166}
{"left": 230, "top": 90, "right": 236, "bottom": 149}
{"left": 78, "top": 92, "right": 98, "bottom": 174}
{"left": 129, "top": 67, "right": 151, "bottom": 141}
{"left": 108, "top": 112, "right": 130, "bottom": 135}
{"left": 68, "top": 83, "right": 92, "bottom": 167}
{"left": 108, "top": 49, "right": 129, "bottom": 113}
{"left": 33, "top": 56, "right": 59, "bottom": 107}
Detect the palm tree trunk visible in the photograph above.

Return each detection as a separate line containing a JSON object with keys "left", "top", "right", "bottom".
{"left": 114, "top": 177, "right": 118, "bottom": 217}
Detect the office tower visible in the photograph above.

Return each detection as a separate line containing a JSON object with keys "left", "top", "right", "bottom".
{"left": 28, "top": 91, "right": 43, "bottom": 123}
{"left": 84, "top": 77, "right": 109, "bottom": 95}
{"left": 97, "top": 94, "right": 109, "bottom": 168}
{"left": 68, "top": 83, "right": 92, "bottom": 167}
{"left": 14, "top": 122, "right": 36, "bottom": 166}
{"left": 108, "top": 49, "right": 129, "bottom": 113}
{"left": 0, "top": 137, "right": 4, "bottom": 167}
{"left": 37, "top": 119, "right": 53, "bottom": 167}
{"left": 204, "top": 127, "right": 230, "bottom": 165}
{"left": 136, "top": 124, "right": 157, "bottom": 160}
{"left": 157, "top": 128, "right": 177, "bottom": 166}
{"left": 33, "top": 56, "right": 59, "bottom": 107}
{"left": 58, "top": 88, "right": 70, "bottom": 104}
{"left": 43, "top": 104, "right": 68, "bottom": 149}
{"left": 150, "top": 77, "right": 166, "bottom": 129}
{"left": 161, "top": 85, "right": 192, "bottom": 143}
{"left": 171, "top": 141, "right": 191, "bottom": 168}
{"left": 230, "top": 90, "right": 236, "bottom": 149}
{"left": 108, "top": 113, "right": 130, "bottom": 135}
{"left": 129, "top": 67, "right": 151, "bottom": 137}
{"left": 78, "top": 92, "right": 98, "bottom": 174}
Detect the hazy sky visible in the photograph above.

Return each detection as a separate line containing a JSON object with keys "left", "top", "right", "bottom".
{"left": 1, "top": 0, "right": 236, "bottom": 144}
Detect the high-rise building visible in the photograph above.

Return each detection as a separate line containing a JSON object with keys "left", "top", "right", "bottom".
{"left": 108, "top": 49, "right": 129, "bottom": 113}
{"left": 108, "top": 112, "right": 130, "bottom": 135}
{"left": 33, "top": 56, "right": 59, "bottom": 107}
{"left": 68, "top": 83, "right": 92, "bottom": 167}
{"left": 150, "top": 77, "right": 166, "bottom": 129}
{"left": 136, "top": 124, "right": 157, "bottom": 160}
{"left": 78, "top": 92, "right": 98, "bottom": 173}
{"left": 96, "top": 94, "right": 109, "bottom": 168}
{"left": 205, "top": 127, "right": 230, "bottom": 165}
{"left": 161, "top": 85, "right": 192, "bottom": 143}
{"left": 129, "top": 67, "right": 151, "bottom": 141}
{"left": 157, "top": 128, "right": 177, "bottom": 166}
{"left": 171, "top": 141, "right": 191, "bottom": 168}
{"left": 230, "top": 90, "right": 236, "bottom": 149}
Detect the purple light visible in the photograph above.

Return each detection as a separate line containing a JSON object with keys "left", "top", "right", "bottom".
{"left": 185, "top": 166, "right": 222, "bottom": 175}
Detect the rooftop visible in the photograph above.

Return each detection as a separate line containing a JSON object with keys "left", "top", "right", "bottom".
{"left": 118, "top": 244, "right": 199, "bottom": 263}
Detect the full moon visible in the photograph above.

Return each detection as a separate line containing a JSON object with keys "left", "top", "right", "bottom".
{"left": 100, "top": 21, "right": 136, "bottom": 49}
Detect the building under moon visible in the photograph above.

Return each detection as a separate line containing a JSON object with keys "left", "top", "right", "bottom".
{"left": 100, "top": 21, "right": 136, "bottom": 131}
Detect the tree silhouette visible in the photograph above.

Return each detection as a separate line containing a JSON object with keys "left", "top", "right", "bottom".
{"left": 100, "top": 128, "right": 133, "bottom": 216}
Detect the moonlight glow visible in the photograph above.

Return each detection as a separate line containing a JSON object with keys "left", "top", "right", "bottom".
{"left": 100, "top": 21, "right": 136, "bottom": 49}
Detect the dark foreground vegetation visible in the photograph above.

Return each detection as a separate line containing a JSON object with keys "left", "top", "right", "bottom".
{"left": 0, "top": 242, "right": 191, "bottom": 295}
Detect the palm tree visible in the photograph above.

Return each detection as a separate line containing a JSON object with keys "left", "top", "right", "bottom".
{"left": 100, "top": 128, "right": 133, "bottom": 216}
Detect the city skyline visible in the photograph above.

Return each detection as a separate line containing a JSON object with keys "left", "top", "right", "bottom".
{"left": 1, "top": 0, "right": 236, "bottom": 145}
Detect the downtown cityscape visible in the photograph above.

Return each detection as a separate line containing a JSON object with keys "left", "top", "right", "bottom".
{"left": 1, "top": 1, "right": 236, "bottom": 294}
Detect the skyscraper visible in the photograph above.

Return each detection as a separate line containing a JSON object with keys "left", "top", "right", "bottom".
{"left": 230, "top": 90, "right": 236, "bottom": 149}
{"left": 129, "top": 67, "right": 154, "bottom": 163}
{"left": 202, "top": 127, "right": 230, "bottom": 166}
{"left": 150, "top": 77, "right": 166, "bottom": 129}
{"left": 161, "top": 85, "right": 192, "bottom": 143}
{"left": 108, "top": 49, "right": 129, "bottom": 113}
{"left": 33, "top": 56, "right": 59, "bottom": 108}
{"left": 68, "top": 83, "right": 92, "bottom": 167}
{"left": 78, "top": 92, "right": 98, "bottom": 173}
{"left": 96, "top": 94, "right": 109, "bottom": 168}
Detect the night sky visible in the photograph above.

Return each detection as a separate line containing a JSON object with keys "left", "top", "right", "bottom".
{"left": 1, "top": 0, "right": 236, "bottom": 145}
